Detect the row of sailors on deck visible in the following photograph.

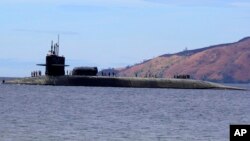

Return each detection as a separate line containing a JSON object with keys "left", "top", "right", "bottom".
{"left": 31, "top": 71, "right": 42, "bottom": 77}
{"left": 31, "top": 70, "right": 71, "bottom": 77}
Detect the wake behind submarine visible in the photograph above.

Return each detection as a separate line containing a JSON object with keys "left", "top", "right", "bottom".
{"left": 3, "top": 37, "right": 244, "bottom": 90}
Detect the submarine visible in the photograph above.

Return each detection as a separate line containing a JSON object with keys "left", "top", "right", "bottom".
{"left": 3, "top": 37, "right": 244, "bottom": 90}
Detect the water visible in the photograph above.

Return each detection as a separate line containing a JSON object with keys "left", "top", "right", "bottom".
{"left": 0, "top": 84, "right": 250, "bottom": 141}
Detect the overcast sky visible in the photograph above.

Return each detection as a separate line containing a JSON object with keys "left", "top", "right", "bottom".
{"left": 1, "top": 0, "right": 250, "bottom": 76}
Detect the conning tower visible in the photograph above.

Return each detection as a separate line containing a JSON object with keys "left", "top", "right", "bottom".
{"left": 37, "top": 35, "right": 68, "bottom": 76}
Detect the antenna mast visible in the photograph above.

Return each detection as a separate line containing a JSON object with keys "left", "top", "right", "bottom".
{"left": 57, "top": 34, "right": 60, "bottom": 55}
{"left": 51, "top": 40, "right": 53, "bottom": 54}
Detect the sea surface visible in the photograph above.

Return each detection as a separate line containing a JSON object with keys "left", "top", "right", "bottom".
{"left": 0, "top": 84, "right": 250, "bottom": 141}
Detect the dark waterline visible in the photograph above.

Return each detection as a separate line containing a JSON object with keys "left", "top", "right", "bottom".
{"left": 0, "top": 84, "right": 250, "bottom": 141}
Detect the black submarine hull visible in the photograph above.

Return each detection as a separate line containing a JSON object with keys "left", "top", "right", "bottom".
{"left": 4, "top": 76, "right": 243, "bottom": 90}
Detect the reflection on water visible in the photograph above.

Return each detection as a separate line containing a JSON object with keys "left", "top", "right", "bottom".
{"left": 0, "top": 84, "right": 250, "bottom": 141}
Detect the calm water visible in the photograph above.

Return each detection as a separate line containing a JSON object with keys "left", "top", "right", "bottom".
{"left": 0, "top": 84, "right": 250, "bottom": 141}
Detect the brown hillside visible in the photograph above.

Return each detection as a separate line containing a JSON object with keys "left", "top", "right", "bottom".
{"left": 118, "top": 37, "right": 250, "bottom": 83}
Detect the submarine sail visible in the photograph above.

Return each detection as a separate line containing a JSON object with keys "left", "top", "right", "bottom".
{"left": 37, "top": 36, "right": 69, "bottom": 76}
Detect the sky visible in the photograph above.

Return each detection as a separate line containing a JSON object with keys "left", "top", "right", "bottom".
{"left": 0, "top": 0, "right": 250, "bottom": 77}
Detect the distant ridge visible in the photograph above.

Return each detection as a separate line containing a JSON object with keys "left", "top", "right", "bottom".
{"left": 162, "top": 36, "right": 250, "bottom": 57}
{"left": 117, "top": 37, "right": 250, "bottom": 83}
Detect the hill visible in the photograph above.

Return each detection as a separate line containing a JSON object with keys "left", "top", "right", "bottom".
{"left": 117, "top": 37, "right": 250, "bottom": 83}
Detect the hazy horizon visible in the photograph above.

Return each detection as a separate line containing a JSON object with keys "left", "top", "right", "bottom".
{"left": 1, "top": 0, "right": 250, "bottom": 77}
